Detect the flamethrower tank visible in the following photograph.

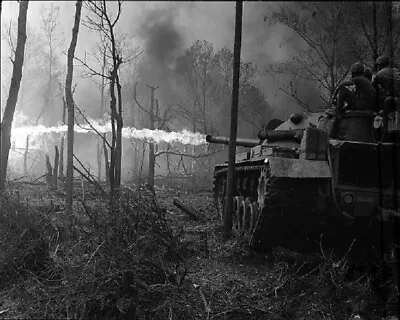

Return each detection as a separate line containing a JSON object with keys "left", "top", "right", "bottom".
{"left": 209, "top": 110, "right": 400, "bottom": 264}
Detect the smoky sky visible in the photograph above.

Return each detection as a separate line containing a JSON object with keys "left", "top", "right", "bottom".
{"left": 137, "top": 6, "right": 184, "bottom": 66}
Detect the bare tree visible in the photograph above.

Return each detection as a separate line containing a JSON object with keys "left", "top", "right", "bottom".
{"left": 347, "top": 1, "right": 400, "bottom": 69}
{"left": 65, "top": 0, "right": 83, "bottom": 234}
{"left": 0, "top": 0, "right": 29, "bottom": 191}
{"left": 266, "top": 2, "right": 400, "bottom": 109}
{"left": 1, "top": 19, "right": 48, "bottom": 177}
{"left": 80, "top": 0, "right": 141, "bottom": 193}
{"left": 36, "top": 3, "right": 64, "bottom": 125}
{"left": 133, "top": 83, "right": 215, "bottom": 190}
{"left": 174, "top": 41, "right": 272, "bottom": 175}
{"left": 175, "top": 40, "right": 217, "bottom": 134}
{"left": 266, "top": 2, "right": 357, "bottom": 107}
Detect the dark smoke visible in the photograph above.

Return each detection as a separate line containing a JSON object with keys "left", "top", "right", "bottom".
{"left": 138, "top": 8, "right": 183, "bottom": 66}
{"left": 135, "top": 6, "right": 186, "bottom": 104}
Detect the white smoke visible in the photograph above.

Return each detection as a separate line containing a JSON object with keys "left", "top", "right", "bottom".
{"left": 11, "top": 119, "right": 207, "bottom": 150}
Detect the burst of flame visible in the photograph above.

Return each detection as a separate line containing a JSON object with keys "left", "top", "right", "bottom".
{"left": 9, "top": 115, "right": 207, "bottom": 152}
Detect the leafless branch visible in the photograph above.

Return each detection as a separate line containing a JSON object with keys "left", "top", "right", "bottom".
{"left": 7, "top": 20, "right": 16, "bottom": 55}
{"left": 73, "top": 162, "right": 106, "bottom": 195}
{"left": 74, "top": 102, "right": 112, "bottom": 149}
{"left": 278, "top": 86, "right": 312, "bottom": 112}
{"left": 133, "top": 82, "right": 151, "bottom": 117}
{"left": 74, "top": 55, "right": 111, "bottom": 80}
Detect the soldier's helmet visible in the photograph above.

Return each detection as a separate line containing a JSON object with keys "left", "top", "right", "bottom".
{"left": 351, "top": 62, "right": 364, "bottom": 74}
{"left": 376, "top": 55, "right": 390, "bottom": 67}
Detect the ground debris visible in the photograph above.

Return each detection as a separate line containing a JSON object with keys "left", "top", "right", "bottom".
{"left": 0, "top": 182, "right": 398, "bottom": 319}
{"left": 173, "top": 198, "right": 206, "bottom": 221}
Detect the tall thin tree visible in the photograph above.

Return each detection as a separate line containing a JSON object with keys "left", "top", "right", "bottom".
{"left": 224, "top": 1, "right": 243, "bottom": 240}
{"left": 65, "top": 0, "right": 82, "bottom": 233}
{"left": 146, "top": 84, "right": 158, "bottom": 191}
{"left": 0, "top": 0, "right": 29, "bottom": 191}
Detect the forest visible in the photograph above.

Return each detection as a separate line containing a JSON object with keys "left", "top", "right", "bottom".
{"left": 1, "top": 1, "right": 400, "bottom": 319}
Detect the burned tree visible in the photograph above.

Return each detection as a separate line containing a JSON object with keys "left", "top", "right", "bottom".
{"left": 0, "top": 0, "right": 29, "bottom": 191}
{"left": 65, "top": 0, "right": 82, "bottom": 227}
{"left": 133, "top": 83, "right": 158, "bottom": 191}
{"left": 147, "top": 85, "right": 158, "bottom": 191}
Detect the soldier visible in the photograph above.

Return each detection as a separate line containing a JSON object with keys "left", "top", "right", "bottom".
{"left": 332, "top": 62, "right": 377, "bottom": 113}
{"left": 372, "top": 55, "right": 400, "bottom": 132}
{"left": 363, "top": 68, "right": 373, "bottom": 82}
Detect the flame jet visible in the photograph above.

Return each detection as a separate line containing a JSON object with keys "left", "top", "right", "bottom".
{"left": 10, "top": 120, "right": 207, "bottom": 149}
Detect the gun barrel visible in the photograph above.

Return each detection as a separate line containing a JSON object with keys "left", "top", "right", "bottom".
{"left": 206, "top": 135, "right": 260, "bottom": 147}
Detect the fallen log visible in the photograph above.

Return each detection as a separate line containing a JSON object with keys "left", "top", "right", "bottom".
{"left": 173, "top": 198, "right": 205, "bottom": 222}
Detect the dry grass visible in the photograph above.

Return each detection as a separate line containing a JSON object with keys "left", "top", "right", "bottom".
{"left": 0, "top": 181, "right": 398, "bottom": 319}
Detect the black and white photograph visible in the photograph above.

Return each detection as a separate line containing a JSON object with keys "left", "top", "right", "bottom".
{"left": 0, "top": 1, "right": 399, "bottom": 319}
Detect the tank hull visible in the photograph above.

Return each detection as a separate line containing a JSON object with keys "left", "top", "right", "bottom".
{"left": 210, "top": 111, "right": 400, "bottom": 265}
{"left": 212, "top": 142, "right": 400, "bottom": 265}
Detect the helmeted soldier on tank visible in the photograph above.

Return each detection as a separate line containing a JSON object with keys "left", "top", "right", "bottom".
{"left": 328, "top": 62, "right": 377, "bottom": 139}
{"left": 372, "top": 54, "right": 400, "bottom": 133}
{"left": 332, "top": 62, "right": 377, "bottom": 113}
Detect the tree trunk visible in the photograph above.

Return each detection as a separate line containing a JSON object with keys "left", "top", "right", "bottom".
{"left": 105, "top": 11, "right": 122, "bottom": 195}
{"left": 147, "top": 85, "right": 158, "bottom": 191}
{"left": 46, "top": 154, "right": 53, "bottom": 185}
{"left": 23, "top": 135, "right": 30, "bottom": 176}
{"left": 190, "top": 121, "right": 197, "bottom": 174}
{"left": 115, "top": 72, "right": 123, "bottom": 187}
{"left": 53, "top": 145, "right": 59, "bottom": 188}
{"left": 0, "top": 0, "right": 29, "bottom": 191}
{"left": 97, "top": 142, "right": 102, "bottom": 181}
{"left": 115, "top": 123, "right": 122, "bottom": 186}
{"left": 148, "top": 143, "right": 155, "bottom": 190}
{"left": 108, "top": 75, "right": 117, "bottom": 193}
{"left": 132, "top": 141, "right": 139, "bottom": 180}
{"left": 224, "top": 1, "right": 242, "bottom": 241}
{"left": 97, "top": 48, "right": 106, "bottom": 182}
{"left": 59, "top": 95, "right": 67, "bottom": 180}
{"left": 138, "top": 141, "right": 146, "bottom": 192}
{"left": 65, "top": 0, "right": 82, "bottom": 235}
{"left": 103, "top": 133, "right": 110, "bottom": 187}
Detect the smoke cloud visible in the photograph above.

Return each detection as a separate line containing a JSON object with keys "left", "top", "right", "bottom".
{"left": 137, "top": 7, "right": 183, "bottom": 66}
{"left": 131, "top": 2, "right": 323, "bottom": 121}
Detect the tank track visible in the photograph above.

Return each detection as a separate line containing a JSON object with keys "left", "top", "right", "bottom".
{"left": 213, "top": 161, "right": 322, "bottom": 253}
{"left": 213, "top": 161, "right": 399, "bottom": 264}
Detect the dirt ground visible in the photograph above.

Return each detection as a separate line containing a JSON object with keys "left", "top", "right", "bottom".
{"left": 0, "top": 180, "right": 399, "bottom": 319}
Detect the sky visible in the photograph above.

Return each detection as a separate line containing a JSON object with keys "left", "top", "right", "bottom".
{"left": 1, "top": 1, "right": 290, "bottom": 62}
{"left": 1, "top": 1, "right": 304, "bottom": 120}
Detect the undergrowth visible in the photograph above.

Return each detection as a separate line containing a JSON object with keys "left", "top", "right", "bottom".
{"left": 0, "top": 185, "right": 398, "bottom": 319}
{"left": 0, "top": 187, "right": 193, "bottom": 319}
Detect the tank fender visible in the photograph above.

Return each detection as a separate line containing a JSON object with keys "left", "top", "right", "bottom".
{"left": 267, "top": 157, "right": 331, "bottom": 178}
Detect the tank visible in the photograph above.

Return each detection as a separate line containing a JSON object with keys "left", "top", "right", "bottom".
{"left": 209, "top": 110, "right": 400, "bottom": 264}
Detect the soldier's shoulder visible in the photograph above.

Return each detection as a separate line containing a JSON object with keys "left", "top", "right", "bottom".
{"left": 352, "top": 76, "right": 373, "bottom": 87}
{"left": 377, "top": 67, "right": 400, "bottom": 77}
